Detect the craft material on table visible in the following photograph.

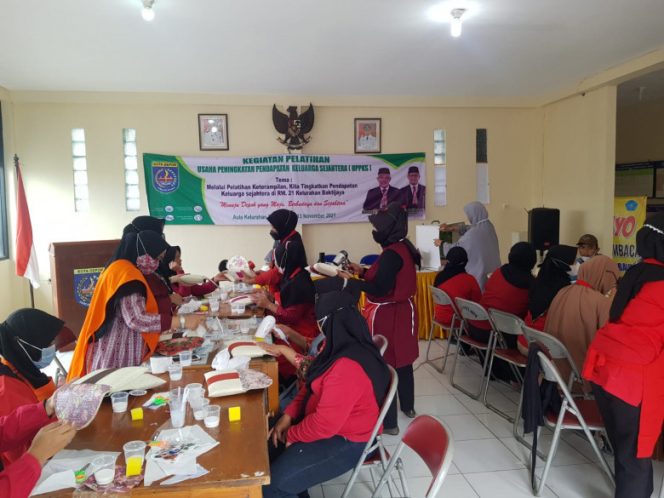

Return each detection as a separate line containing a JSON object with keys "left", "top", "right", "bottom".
{"left": 53, "top": 383, "right": 111, "bottom": 429}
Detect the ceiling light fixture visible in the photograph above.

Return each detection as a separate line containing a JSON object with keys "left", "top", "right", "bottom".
{"left": 450, "top": 8, "right": 466, "bottom": 37}
{"left": 141, "top": 0, "right": 156, "bottom": 22}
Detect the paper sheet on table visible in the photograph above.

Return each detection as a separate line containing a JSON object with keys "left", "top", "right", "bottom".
{"left": 178, "top": 299, "right": 203, "bottom": 314}
{"left": 211, "top": 347, "right": 250, "bottom": 371}
{"left": 160, "top": 464, "right": 209, "bottom": 485}
{"left": 30, "top": 449, "right": 120, "bottom": 496}
{"left": 157, "top": 455, "right": 198, "bottom": 476}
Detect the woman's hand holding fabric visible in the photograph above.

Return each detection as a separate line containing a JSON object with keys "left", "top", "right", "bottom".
{"left": 28, "top": 421, "right": 76, "bottom": 465}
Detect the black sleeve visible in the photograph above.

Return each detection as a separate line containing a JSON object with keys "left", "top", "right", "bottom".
{"left": 356, "top": 250, "right": 403, "bottom": 297}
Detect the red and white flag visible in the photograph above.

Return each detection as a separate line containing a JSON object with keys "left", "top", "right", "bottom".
{"left": 15, "top": 158, "right": 40, "bottom": 288}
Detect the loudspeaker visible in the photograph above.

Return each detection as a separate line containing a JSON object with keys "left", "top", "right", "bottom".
{"left": 528, "top": 208, "right": 560, "bottom": 252}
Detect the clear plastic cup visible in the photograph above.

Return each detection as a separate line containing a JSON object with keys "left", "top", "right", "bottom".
{"left": 231, "top": 302, "right": 245, "bottom": 315}
{"left": 219, "top": 292, "right": 228, "bottom": 302}
{"left": 123, "top": 441, "right": 146, "bottom": 476}
{"left": 111, "top": 392, "right": 129, "bottom": 413}
{"left": 193, "top": 399, "right": 211, "bottom": 421}
{"left": 168, "top": 362, "right": 183, "bottom": 381}
{"left": 204, "top": 405, "right": 221, "bottom": 428}
{"left": 91, "top": 455, "right": 116, "bottom": 485}
{"left": 179, "top": 350, "right": 192, "bottom": 367}
{"left": 209, "top": 299, "right": 220, "bottom": 314}
{"left": 169, "top": 388, "right": 186, "bottom": 428}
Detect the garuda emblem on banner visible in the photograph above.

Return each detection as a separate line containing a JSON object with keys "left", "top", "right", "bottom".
{"left": 272, "top": 103, "right": 314, "bottom": 152}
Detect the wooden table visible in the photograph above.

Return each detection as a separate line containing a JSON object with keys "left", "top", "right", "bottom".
{"left": 46, "top": 369, "right": 270, "bottom": 497}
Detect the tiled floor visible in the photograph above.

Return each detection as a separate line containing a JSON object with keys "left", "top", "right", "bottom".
{"left": 307, "top": 340, "right": 664, "bottom": 498}
{"left": 50, "top": 341, "right": 664, "bottom": 497}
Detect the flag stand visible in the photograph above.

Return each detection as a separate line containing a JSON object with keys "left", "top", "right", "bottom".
{"left": 29, "top": 282, "right": 35, "bottom": 309}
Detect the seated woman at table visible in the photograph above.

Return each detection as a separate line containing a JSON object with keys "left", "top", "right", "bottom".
{"left": 433, "top": 246, "right": 481, "bottom": 328}
{"left": 517, "top": 244, "right": 578, "bottom": 355}
{"left": 68, "top": 231, "right": 205, "bottom": 380}
{"left": 252, "top": 234, "right": 317, "bottom": 381}
{"left": 162, "top": 246, "right": 223, "bottom": 298}
{"left": 0, "top": 309, "right": 66, "bottom": 466}
{"left": 264, "top": 289, "right": 390, "bottom": 498}
{"left": 0, "top": 400, "right": 76, "bottom": 498}
{"left": 545, "top": 255, "right": 619, "bottom": 387}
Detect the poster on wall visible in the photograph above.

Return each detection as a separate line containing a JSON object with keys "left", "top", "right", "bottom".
{"left": 143, "top": 152, "right": 426, "bottom": 225}
{"left": 613, "top": 196, "right": 647, "bottom": 273}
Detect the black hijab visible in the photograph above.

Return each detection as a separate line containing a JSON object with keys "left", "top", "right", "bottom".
{"left": 434, "top": 247, "right": 468, "bottom": 287}
{"left": 528, "top": 245, "right": 577, "bottom": 319}
{"left": 111, "top": 230, "right": 169, "bottom": 264}
{"left": 267, "top": 209, "right": 298, "bottom": 240}
{"left": 501, "top": 242, "right": 537, "bottom": 289}
{"left": 369, "top": 202, "right": 422, "bottom": 268}
{"left": 275, "top": 238, "right": 315, "bottom": 308}
{"left": 111, "top": 216, "right": 166, "bottom": 262}
{"left": 0, "top": 309, "right": 64, "bottom": 388}
{"left": 301, "top": 290, "right": 390, "bottom": 418}
{"left": 610, "top": 213, "right": 664, "bottom": 322}
{"left": 158, "top": 245, "right": 180, "bottom": 280}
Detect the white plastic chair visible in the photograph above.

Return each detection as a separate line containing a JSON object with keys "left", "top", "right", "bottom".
{"left": 371, "top": 415, "right": 455, "bottom": 498}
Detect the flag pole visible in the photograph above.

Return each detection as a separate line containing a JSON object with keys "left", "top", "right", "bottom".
{"left": 14, "top": 154, "right": 37, "bottom": 309}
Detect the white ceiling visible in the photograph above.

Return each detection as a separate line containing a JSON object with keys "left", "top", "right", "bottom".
{"left": 1, "top": 0, "right": 664, "bottom": 98}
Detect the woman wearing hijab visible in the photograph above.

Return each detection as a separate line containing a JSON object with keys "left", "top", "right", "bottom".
{"left": 433, "top": 247, "right": 481, "bottom": 327}
{"left": 68, "top": 230, "right": 204, "bottom": 380}
{"left": 545, "top": 255, "right": 619, "bottom": 387}
{"left": 0, "top": 309, "right": 66, "bottom": 466}
{"left": 583, "top": 215, "right": 664, "bottom": 498}
{"left": 264, "top": 290, "right": 390, "bottom": 498}
{"left": 469, "top": 242, "right": 537, "bottom": 343}
{"left": 436, "top": 201, "right": 501, "bottom": 289}
{"left": 345, "top": 202, "right": 420, "bottom": 433}
{"left": 163, "top": 246, "right": 220, "bottom": 298}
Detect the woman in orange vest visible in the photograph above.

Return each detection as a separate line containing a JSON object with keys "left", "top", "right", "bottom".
{"left": 0, "top": 308, "right": 66, "bottom": 468}
{"left": 68, "top": 230, "right": 203, "bottom": 380}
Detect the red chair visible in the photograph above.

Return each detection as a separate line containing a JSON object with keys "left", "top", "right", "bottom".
{"left": 371, "top": 415, "right": 455, "bottom": 498}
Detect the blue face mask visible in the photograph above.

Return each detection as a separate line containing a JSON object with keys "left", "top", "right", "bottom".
{"left": 18, "top": 338, "right": 56, "bottom": 369}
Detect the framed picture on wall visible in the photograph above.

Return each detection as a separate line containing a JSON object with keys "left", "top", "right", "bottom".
{"left": 198, "top": 114, "right": 229, "bottom": 151}
{"left": 354, "top": 118, "right": 381, "bottom": 153}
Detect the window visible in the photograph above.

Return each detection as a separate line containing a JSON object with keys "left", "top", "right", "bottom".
{"left": 433, "top": 129, "right": 447, "bottom": 206}
{"left": 123, "top": 128, "right": 140, "bottom": 211}
{"left": 0, "top": 103, "right": 8, "bottom": 259}
{"left": 72, "top": 128, "right": 89, "bottom": 212}
{"left": 476, "top": 128, "right": 490, "bottom": 204}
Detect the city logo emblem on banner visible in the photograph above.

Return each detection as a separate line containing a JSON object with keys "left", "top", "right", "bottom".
{"left": 73, "top": 267, "right": 104, "bottom": 307}
{"left": 152, "top": 161, "right": 179, "bottom": 193}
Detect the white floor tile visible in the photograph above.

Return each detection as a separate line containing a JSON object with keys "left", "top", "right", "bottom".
{"left": 415, "top": 394, "right": 471, "bottom": 417}
{"left": 475, "top": 411, "right": 516, "bottom": 439}
{"left": 543, "top": 463, "right": 614, "bottom": 498}
{"left": 439, "top": 413, "right": 494, "bottom": 441}
{"left": 464, "top": 469, "right": 557, "bottom": 498}
{"left": 500, "top": 434, "right": 590, "bottom": 467}
{"left": 408, "top": 474, "right": 479, "bottom": 497}
{"left": 453, "top": 439, "right": 525, "bottom": 474}
{"left": 415, "top": 375, "right": 452, "bottom": 396}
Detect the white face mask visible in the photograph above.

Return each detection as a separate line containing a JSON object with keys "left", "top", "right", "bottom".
{"left": 580, "top": 256, "right": 591, "bottom": 263}
{"left": 568, "top": 262, "right": 580, "bottom": 279}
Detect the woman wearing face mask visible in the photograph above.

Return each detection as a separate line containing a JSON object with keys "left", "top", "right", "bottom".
{"left": 435, "top": 201, "right": 501, "bottom": 290}
{"left": 0, "top": 308, "right": 67, "bottom": 466}
{"left": 252, "top": 228, "right": 317, "bottom": 381}
{"left": 517, "top": 244, "right": 578, "bottom": 354}
{"left": 68, "top": 231, "right": 205, "bottom": 380}
{"left": 264, "top": 289, "right": 390, "bottom": 498}
{"left": 161, "top": 246, "right": 220, "bottom": 299}
{"left": 343, "top": 202, "right": 421, "bottom": 434}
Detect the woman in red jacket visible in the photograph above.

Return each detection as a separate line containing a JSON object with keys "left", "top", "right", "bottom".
{"left": 264, "top": 289, "right": 389, "bottom": 498}
{"left": 433, "top": 246, "right": 481, "bottom": 327}
{"left": 0, "top": 401, "right": 76, "bottom": 498}
{"left": 583, "top": 214, "right": 664, "bottom": 498}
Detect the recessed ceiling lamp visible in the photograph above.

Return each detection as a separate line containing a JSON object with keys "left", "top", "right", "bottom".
{"left": 142, "top": 0, "right": 156, "bottom": 21}
{"left": 450, "top": 8, "right": 466, "bottom": 37}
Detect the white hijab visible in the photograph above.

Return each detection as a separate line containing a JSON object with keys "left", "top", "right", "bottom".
{"left": 445, "top": 202, "right": 501, "bottom": 289}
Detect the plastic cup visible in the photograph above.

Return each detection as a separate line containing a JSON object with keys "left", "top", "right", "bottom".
{"left": 179, "top": 350, "right": 192, "bottom": 367}
{"left": 193, "top": 399, "right": 211, "bottom": 420}
{"left": 123, "top": 441, "right": 146, "bottom": 477}
{"left": 91, "top": 455, "right": 116, "bottom": 485}
{"left": 219, "top": 292, "right": 228, "bottom": 302}
{"left": 231, "top": 302, "right": 245, "bottom": 315}
{"left": 240, "top": 322, "right": 250, "bottom": 335}
{"left": 204, "top": 405, "right": 221, "bottom": 428}
{"left": 169, "top": 388, "right": 186, "bottom": 429}
{"left": 168, "top": 362, "right": 183, "bottom": 381}
{"left": 150, "top": 355, "right": 172, "bottom": 374}
{"left": 209, "top": 299, "right": 220, "bottom": 314}
{"left": 111, "top": 392, "right": 129, "bottom": 413}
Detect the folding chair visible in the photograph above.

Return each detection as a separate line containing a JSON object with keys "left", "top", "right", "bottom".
{"left": 485, "top": 309, "right": 527, "bottom": 418}
{"left": 449, "top": 297, "right": 497, "bottom": 400}
{"left": 371, "top": 415, "right": 455, "bottom": 498}
{"left": 342, "top": 365, "right": 402, "bottom": 498}
{"left": 372, "top": 334, "right": 388, "bottom": 356}
{"left": 531, "top": 352, "right": 614, "bottom": 496}
{"left": 52, "top": 326, "right": 77, "bottom": 385}
{"left": 424, "top": 286, "right": 459, "bottom": 373}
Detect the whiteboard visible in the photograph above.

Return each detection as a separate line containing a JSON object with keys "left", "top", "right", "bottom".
{"left": 415, "top": 225, "right": 441, "bottom": 270}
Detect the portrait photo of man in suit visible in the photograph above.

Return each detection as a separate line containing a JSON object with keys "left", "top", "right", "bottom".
{"left": 362, "top": 167, "right": 401, "bottom": 212}
{"left": 400, "top": 165, "right": 425, "bottom": 211}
